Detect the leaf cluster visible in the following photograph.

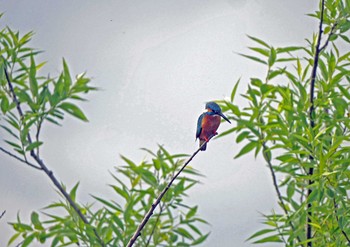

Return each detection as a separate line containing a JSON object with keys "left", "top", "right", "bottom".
{"left": 8, "top": 147, "right": 209, "bottom": 247}
{"left": 217, "top": 0, "right": 350, "bottom": 245}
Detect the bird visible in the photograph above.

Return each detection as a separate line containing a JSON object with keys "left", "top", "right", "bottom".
{"left": 196, "top": 102, "right": 231, "bottom": 151}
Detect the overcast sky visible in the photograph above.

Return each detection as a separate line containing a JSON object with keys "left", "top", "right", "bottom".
{"left": 1, "top": 1, "right": 318, "bottom": 246}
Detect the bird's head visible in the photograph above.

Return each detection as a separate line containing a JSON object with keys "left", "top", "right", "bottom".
{"left": 205, "top": 101, "right": 231, "bottom": 123}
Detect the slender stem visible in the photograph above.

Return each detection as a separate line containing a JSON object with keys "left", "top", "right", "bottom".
{"left": 307, "top": 0, "right": 325, "bottom": 245}
{"left": 4, "top": 67, "right": 105, "bottom": 246}
{"left": 145, "top": 202, "right": 165, "bottom": 247}
{"left": 0, "top": 210, "right": 5, "bottom": 220}
{"left": 333, "top": 198, "right": 350, "bottom": 244}
{"left": 126, "top": 141, "right": 207, "bottom": 247}
{"left": 0, "top": 147, "right": 42, "bottom": 170}
{"left": 262, "top": 142, "right": 302, "bottom": 244}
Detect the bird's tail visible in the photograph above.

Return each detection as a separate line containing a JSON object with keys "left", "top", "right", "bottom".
{"left": 199, "top": 139, "right": 207, "bottom": 151}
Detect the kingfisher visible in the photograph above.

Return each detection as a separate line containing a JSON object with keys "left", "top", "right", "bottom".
{"left": 196, "top": 102, "right": 231, "bottom": 151}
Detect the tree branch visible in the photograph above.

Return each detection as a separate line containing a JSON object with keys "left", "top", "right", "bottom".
{"left": 4, "top": 67, "right": 105, "bottom": 246}
{"left": 0, "top": 147, "right": 42, "bottom": 170}
{"left": 307, "top": 0, "right": 325, "bottom": 245}
{"left": 333, "top": 198, "right": 350, "bottom": 244}
{"left": 145, "top": 202, "right": 165, "bottom": 247}
{"left": 0, "top": 210, "right": 5, "bottom": 220}
{"left": 262, "top": 142, "right": 302, "bottom": 244}
{"left": 126, "top": 141, "right": 207, "bottom": 247}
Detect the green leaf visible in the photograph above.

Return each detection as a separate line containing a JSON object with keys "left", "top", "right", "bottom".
{"left": 239, "top": 53, "right": 267, "bottom": 65}
{"left": 186, "top": 206, "right": 198, "bottom": 219}
{"left": 1, "top": 96, "right": 9, "bottom": 113}
{"left": 253, "top": 234, "right": 282, "bottom": 244}
{"left": 7, "top": 232, "right": 21, "bottom": 246}
{"left": 192, "top": 233, "right": 210, "bottom": 245}
{"left": 21, "top": 234, "right": 36, "bottom": 247}
{"left": 249, "top": 47, "right": 269, "bottom": 57}
{"left": 247, "top": 35, "right": 270, "bottom": 48}
{"left": 236, "top": 131, "right": 251, "bottom": 143}
{"left": 175, "top": 227, "right": 194, "bottom": 240}
{"left": 29, "top": 55, "right": 38, "bottom": 97}
{"left": 234, "top": 141, "right": 257, "bottom": 159}
{"left": 230, "top": 78, "right": 240, "bottom": 102}
{"left": 247, "top": 228, "right": 275, "bottom": 241}
{"left": 25, "top": 141, "right": 43, "bottom": 151}
{"left": 338, "top": 85, "right": 350, "bottom": 100}
{"left": 31, "top": 212, "right": 44, "bottom": 230}
{"left": 62, "top": 58, "right": 72, "bottom": 86}
{"left": 58, "top": 102, "right": 88, "bottom": 121}
{"left": 268, "top": 47, "right": 277, "bottom": 67}
{"left": 69, "top": 182, "right": 80, "bottom": 201}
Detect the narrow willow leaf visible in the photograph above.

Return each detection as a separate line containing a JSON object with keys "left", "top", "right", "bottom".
{"left": 247, "top": 35, "right": 270, "bottom": 48}
{"left": 25, "top": 141, "right": 43, "bottom": 151}
{"left": 234, "top": 141, "right": 257, "bottom": 159}
{"left": 268, "top": 47, "right": 277, "bottom": 67}
{"left": 29, "top": 55, "right": 38, "bottom": 97}
{"left": 58, "top": 102, "right": 88, "bottom": 122}
{"left": 192, "top": 233, "right": 210, "bottom": 245}
{"left": 230, "top": 78, "right": 240, "bottom": 102}
{"left": 239, "top": 53, "right": 267, "bottom": 65}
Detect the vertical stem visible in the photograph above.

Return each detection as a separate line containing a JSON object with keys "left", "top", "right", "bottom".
{"left": 307, "top": 0, "right": 325, "bottom": 245}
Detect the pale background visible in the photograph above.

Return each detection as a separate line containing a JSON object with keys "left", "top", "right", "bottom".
{"left": 0, "top": 1, "right": 317, "bottom": 246}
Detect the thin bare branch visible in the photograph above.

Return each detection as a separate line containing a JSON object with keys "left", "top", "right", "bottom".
{"left": 126, "top": 141, "right": 207, "bottom": 247}
{"left": 0, "top": 210, "right": 5, "bottom": 220}
{"left": 262, "top": 142, "right": 302, "bottom": 244}
{"left": 0, "top": 147, "right": 42, "bottom": 170}
{"left": 319, "top": 22, "right": 337, "bottom": 52}
{"left": 333, "top": 198, "right": 350, "bottom": 244}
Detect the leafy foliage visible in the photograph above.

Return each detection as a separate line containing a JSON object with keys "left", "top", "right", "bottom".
{"left": 0, "top": 18, "right": 209, "bottom": 247}
{"left": 217, "top": 0, "right": 350, "bottom": 245}
{"left": 0, "top": 25, "right": 94, "bottom": 158}
{"left": 8, "top": 147, "right": 209, "bottom": 246}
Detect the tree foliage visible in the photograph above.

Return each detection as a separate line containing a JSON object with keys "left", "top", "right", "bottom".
{"left": 217, "top": 0, "right": 350, "bottom": 246}
{"left": 0, "top": 18, "right": 208, "bottom": 247}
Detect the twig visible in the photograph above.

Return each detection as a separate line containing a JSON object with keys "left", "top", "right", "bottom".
{"left": 4, "top": 67, "right": 105, "bottom": 246}
{"left": 0, "top": 210, "right": 5, "bottom": 220}
{"left": 319, "top": 22, "right": 337, "bottom": 52}
{"left": 126, "top": 141, "right": 207, "bottom": 247}
{"left": 307, "top": 0, "right": 325, "bottom": 245}
{"left": 145, "top": 202, "right": 165, "bottom": 247}
{"left": 262, "top": 142, "right": 302, "bottom": 244}
{"left": 0, "top": 147, "right": 42, "bottom": 170}
{"left": 333, "top": 198, "right": 350, "bottom": 244}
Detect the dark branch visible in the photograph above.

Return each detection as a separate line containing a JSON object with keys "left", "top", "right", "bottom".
{"left": 319, "top": 22, "right": 337, "bottom": 52}
{"left": 0, "top": 210, "right": 5, "bottom": 220}
{"left": 0, "top": 147, "right": 42, "bottom": 170}
{"left": 126, "top": 141, "right": 207, "bottom": 247}
{"left": 333, "top": 198, "right": 350, "bottom": 244}
{"left": 307, "top": 0, "right": 326, "bottom": 245}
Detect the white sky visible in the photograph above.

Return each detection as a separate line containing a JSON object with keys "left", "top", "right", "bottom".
{"left": 1, "top": 1, "right": 318, "bottom": 246}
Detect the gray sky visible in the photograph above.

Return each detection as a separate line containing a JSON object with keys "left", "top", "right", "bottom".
{"left": 1, "top": 1, "right": 317, "bottom": 246}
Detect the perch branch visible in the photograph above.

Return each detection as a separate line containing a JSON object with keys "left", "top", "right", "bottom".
{"left": 126, "top": 140, "right": 208, "bottom": 247}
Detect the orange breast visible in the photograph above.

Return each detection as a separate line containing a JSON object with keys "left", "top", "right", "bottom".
{"left": 199, "top": 114, "right": 221, "bottom": 141}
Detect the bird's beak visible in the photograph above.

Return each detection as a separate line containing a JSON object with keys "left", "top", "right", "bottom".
{"left": 219, "top": 112, "right": 231, "bottom": 124}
